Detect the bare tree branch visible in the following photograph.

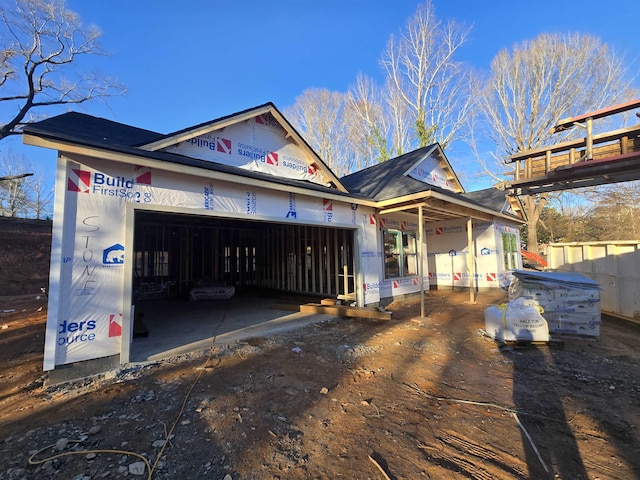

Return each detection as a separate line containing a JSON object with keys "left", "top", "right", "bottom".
{"left": 380, "top": 0, "right": 473, "bottom": 150}
{"left": 0, "top": 0, "right": 125, "bottom": 139}
{"left": 474, "top": 32, "right": 637, "bottom": 253}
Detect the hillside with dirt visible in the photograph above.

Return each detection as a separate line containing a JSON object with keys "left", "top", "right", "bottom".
{"left": 1, "top": 216, "right": 640, "bottom": 480}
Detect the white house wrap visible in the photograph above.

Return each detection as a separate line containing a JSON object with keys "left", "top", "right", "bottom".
{"left": 23, "top": 103, "right": 523, "bottom": 373}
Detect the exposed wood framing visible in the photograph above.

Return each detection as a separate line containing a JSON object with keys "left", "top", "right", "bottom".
{"left": 132, "top": 213, "right": 354, "bottom": 299}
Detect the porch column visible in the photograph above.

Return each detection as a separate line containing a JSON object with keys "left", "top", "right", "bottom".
{"left": 467, "top": 216, "right": 476, "bottom": 304}
{"left": 419, "top": 205, "right": 425, "bottom": 317}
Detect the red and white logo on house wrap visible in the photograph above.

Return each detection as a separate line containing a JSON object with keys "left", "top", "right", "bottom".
{"left": 68, "top": 168, "right": 91, "bottom": 193}
{"left": 135, "top": 166, "right": 152, "bottom": 185}
{"left": 400, "top": 221, "right": 407, "bottom": 231}
{"left": 266, "top": 152, "right": 278, "bottom": 166}
{"left": 412, "top": 278, "right": 419, "bottom": 286}
{"left": 486, "top": 272, "right": 497, "bottom": 282}
{"left": 393, "top": 280, "right": 400, "bottom": 289}
{"left": 435, "top": 226, "right": 444, "bottom": 235}
{"left": 216, "top": 138, "right": 232, "bottom": 154}
{"left": 428, "top": 272, "right": 433, "bottom": 279}
{"left": 255, "top": 114, "right": 268, "bottom": 125}
{"left": 453, "top": 272, "right": 462, "bottom": 281}
{"left": 108, "top": 313, "right": 122, "bottom": 337}
{"left": 308, "top": 164, "right": 317, "bottom": 175}
{"left": 369, "top": 214, "right": 376, "bottom": 225}
{"left": 379, "top": 218, "right": 386, "bottom": 229}
{"left": 322, "top": 198, "right": 333, "bottom": 211}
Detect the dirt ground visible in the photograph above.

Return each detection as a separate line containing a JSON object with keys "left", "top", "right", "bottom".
{"left": 1, "top": 218, "right": 640, "bottom": 480}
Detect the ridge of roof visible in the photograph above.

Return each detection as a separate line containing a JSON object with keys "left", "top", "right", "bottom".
{"left": 159, "top": 102, "right": 276, "bottom": 140}
{"left": 341, "top": 145, "right": 437, "bottom": 182}
{"left": 341, "top": 145, "right": 463, "bottom": 201}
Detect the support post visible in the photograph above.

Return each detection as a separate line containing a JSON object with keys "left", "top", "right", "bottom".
{"left": 419, "top": 205, "right": 425, "bottom": 318}
{"left": 467, "top": 217, "right": 476, "bottom": 304}
{"left": 585, "top": 117, "right": 593, "bottom": 160}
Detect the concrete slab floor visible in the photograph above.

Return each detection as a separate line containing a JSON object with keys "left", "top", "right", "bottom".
{"left": 130, "top": 291, "right": 338, "bottom": 362}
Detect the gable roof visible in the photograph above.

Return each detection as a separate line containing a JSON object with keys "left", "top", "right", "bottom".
{"left": 21, "top": 113, "right": 367, "bottom": 203}
{"left": 22, "top": 107, "right": 522, "bottom": 224}
{"left": 463, "top": 188, "right": 524, "bottom": 220}
{"left": 339, "top": 145, "right": 524, "bottom": 223}
{"left": 23, "top": 103, "right": 347, "bottom": 193}
{"left": 340, "top": 144, "right": 463, "bottom": 201}
{"left": 139, "top": 102, "right": 346, "bottom": 192}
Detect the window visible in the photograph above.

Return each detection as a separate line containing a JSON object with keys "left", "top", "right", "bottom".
{"left": 135, "top": 250, "right": 169, "bottom": 277}
{"left": 384, "top": 229, "right": 418, "bottom": 278}
{"left": 502, "top": 232, "right": 518, "bottom": 270}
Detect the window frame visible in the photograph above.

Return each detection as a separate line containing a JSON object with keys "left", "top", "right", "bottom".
{"left": 383, "top": 229, "right": 418, "bottom": 279}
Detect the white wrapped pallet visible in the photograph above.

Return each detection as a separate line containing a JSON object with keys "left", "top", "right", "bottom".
{"left": 508, "top": 270, "right": 601, "bottom": 338}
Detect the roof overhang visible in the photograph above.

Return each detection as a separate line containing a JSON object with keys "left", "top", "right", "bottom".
{"left": 23, "top": 131, "right": 520, "bottom": 224}
{"left": 376, "top": 190, "right": 524, "bottom": 224}
{"left": 22, "top": 133, "right": 375, "bottom": 207}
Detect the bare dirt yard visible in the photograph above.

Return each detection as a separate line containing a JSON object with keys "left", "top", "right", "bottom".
{"left": 1, "top": 217, "right": 640, "bottom": 480}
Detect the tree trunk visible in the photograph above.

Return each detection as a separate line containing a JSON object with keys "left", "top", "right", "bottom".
{"left": 522, "top": 195, "right": 547, "bottom": 254}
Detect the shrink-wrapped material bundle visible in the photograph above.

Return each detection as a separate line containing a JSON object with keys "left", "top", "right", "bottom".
{"left": 508, "top": 270, "right": 601, "bottom": 337}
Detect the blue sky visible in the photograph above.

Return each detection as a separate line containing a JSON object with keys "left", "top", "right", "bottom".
{"left": 7, "top": 0, "right": 640, "bottom": 190}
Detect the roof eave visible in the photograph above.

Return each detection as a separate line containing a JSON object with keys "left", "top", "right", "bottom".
{"left": 22, "top": 133, "right": 372, "bottom": 206}
{"left": 376, "top": 189, "right": 525, "bottom": 223}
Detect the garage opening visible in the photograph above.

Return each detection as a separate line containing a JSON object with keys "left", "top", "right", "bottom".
{"left": 130, "top": 211, "right": 356, "bottom": 361}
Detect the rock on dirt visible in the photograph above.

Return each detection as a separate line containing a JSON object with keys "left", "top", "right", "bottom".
{"left": 1, "top": 218, "right": 640, "bottom": 479}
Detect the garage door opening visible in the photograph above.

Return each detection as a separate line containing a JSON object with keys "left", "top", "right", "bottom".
{"left": 130, "top": 211, "right": 355, "bottom": 361}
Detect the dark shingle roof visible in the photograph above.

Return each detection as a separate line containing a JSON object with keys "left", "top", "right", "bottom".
{"left": 463, "top": 188, "right": 517, "bottom": 216}
{"left": 23, "top": 112, "right": 165, "bottom": 147}
{"left": 340, "top": 146, "right": 440, "bottom": 200}
{"left": 21, "top": 113, "right": 363, "bottom": 199}
{"left": 23, "top": 112, "right": 522, "bottom": 220}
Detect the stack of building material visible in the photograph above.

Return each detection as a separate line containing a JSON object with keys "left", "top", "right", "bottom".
{"left": 509, "top": 270, "right": 601, "bottom": 337}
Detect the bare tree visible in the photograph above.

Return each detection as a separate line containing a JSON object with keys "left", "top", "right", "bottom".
{"left": 476, "top": 33, "right": 636, "bottom": 253}
{"left": 0, "top": 0, "right": 124, "bottom": 139}
{"left": 0, "top": 153, "right": 31, "bottom": 216}
{"left": 287, "top": 2, "right": 474, "bottom": 175}
{"left": 285, "top": 88, "right": 355, "bottom": 177}
{"left": 25, "top": 167, "right": 53, "bottom": 218}
{"left": 345, "top": 74, "right": 392, "bottom": 169}
{"left": 380, "top": 0, "right": 473, "bottom": 151}
{"left": 0, "top": 147, "right": 53, "bottom": 218}
{"left": 587, "top": 182, "right": 640, "bottom": 241}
